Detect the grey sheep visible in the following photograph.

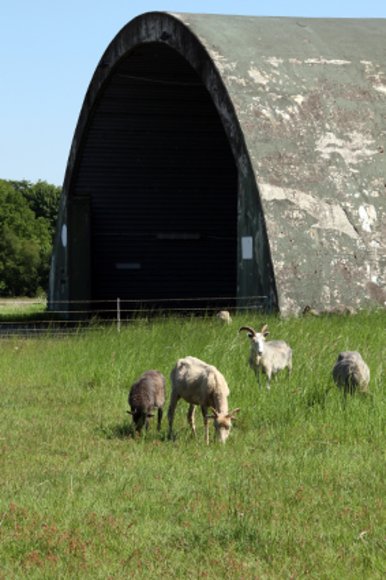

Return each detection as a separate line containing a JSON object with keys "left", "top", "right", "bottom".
{"left": 239, "top": 324, "right": 292, "bottom": 389}
{"left": 128, "top": 370, "right": 166, "bottom": 433}
{"left": 168, "top": 356, "right": 240, "bottom": 444}
{"left": 332, "top": 351, "right": 370, "bottom": 394}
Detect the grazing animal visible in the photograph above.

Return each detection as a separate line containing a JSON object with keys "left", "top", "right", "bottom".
{"left": 303, "top": 304, "right": 356, "bottom": 316}
{"left": 128, "top": 370, "right": 166, "bottom": 433}
{"left": 332, "top": 351, "right": 370, "bottom": 394}
{"left": 239, "top": 324, "right": 292, "bottom": 389}
{"left": 168, "top": 356, "right": 240, "bottom": 444}
{"left": 216, "top": 310, "right": 232, "bottom": 324}
{"left": 302, "top": 305, "right": 320, "bottom": 316}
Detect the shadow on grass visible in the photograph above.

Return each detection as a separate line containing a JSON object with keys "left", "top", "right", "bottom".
{"left": 97, "top": 421, "right": 134, "bottom": 440}
{"left": 97, "top": 420, "right": 169, "bottom": 442}
{"left": 302, "top": 385, "right": 333, "bottom": 409}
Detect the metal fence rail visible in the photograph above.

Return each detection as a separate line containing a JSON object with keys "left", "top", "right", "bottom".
{"left": 0, "top": 295, "right": 269, "bottom": 337}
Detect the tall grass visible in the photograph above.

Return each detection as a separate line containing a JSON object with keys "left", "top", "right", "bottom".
{"left": 0, "top": 311, "right": 385, "bottom": 578}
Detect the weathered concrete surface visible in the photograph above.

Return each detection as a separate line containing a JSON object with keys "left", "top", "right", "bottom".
{"left": 173, "top": 14, "right": 386, "bottom": 315}
{"left": 49, "top": 13, "right": 386, "bottom": 315}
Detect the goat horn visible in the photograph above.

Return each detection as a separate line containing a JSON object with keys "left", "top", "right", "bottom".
{"left": 239, "top": 325, "right": 256, "bottom": 336}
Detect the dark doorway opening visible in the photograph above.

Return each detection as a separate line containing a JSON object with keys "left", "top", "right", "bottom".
{"left": 75, "top": 42, "right": 237, "bottom": 313}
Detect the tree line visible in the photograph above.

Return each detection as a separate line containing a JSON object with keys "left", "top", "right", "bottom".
{"left": 0, "top": 179, "right": 61, "bottom": 297}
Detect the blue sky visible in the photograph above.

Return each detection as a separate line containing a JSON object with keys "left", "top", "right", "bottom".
{"left": 1, "top": 0, "right": 385, "bottom": 186}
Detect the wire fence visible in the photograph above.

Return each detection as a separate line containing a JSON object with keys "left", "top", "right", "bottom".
{"left": 0, "top": 295, "right": 269, "bottom": 337}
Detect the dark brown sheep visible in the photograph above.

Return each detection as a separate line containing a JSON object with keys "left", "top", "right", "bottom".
{"left": 128, "top": 370, "right": 166, "bottom": 433}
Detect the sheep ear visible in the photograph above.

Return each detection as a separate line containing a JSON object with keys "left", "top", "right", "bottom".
{"left": 127, "top": 410, "right": 133, "bottom": 415}
{"left": 206, "top": 407, "right": 217, "bottom": 420}
{"left": 228, "top": 408, "right": 241, "bottom": 419}
{"left": 261, "top": 324, "right": 269, "bottom": 336}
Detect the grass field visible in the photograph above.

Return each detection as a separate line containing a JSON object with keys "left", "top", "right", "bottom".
{"left": 0, "top": 310, "right": 385, "bottom": 578}
{"left": 0, "top": 298, "right": 46, "bottom": 319}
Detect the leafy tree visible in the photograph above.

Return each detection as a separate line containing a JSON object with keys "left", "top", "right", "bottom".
{"left": 0, "top": 179, "right": 58, "bottom": 296}
{"left": 10, "top": 179, "right": 61, "bottom": 239}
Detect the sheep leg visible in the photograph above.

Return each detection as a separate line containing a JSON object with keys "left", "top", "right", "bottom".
{"left": 187, "top": 404, "right": 197, "bottom": 438}
{"left": 287, "top": 357, "right": 293, "bottom": 380}
{"left": 201, "top": 406, "right": 210, "bottom": 445}
{"left": 167, "top": 392, "right": 180, "bottom": 440}
{"left": 157, "top": 408, "right": 163, "bottom": 432}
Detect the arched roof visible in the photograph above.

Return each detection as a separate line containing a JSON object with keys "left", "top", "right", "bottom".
{"left": 51, "top": 13, "right": 386, "bottom": 314}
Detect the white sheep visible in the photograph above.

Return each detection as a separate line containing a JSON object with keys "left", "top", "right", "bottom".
{"left": 332, "top": 351, "right": 370, "bottom": 394}
{"left": 216, "top": 310, "right": 232, "bottom": 324}
{"left": 128, "top": 370, "right": 166, "bottom": 433}
{"left": 239, "top": 324, "right": 292, "bottom": 390}
{"left": 168, "top": 356, "right": 240, "bottom": 444}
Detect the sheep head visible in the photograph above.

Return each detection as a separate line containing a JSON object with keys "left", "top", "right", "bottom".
{"left": 207, "top": 407, "right": 240, "bottom": 443}
{"left": 216, "top": 310, "right": 232, "bottom": 324}
{"left": 127, "top": 409, "right": 154, "bottom": 432}
{"left": 239, "top": 324, "right": 269, "bottom": 355}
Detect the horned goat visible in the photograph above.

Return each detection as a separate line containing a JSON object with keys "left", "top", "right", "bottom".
{"left": 168, "top": 356, "right": 240, "bottom": 444}
{"left": 332, "top": 351, "right": 370, "bottom": 394}
{"left": 239, "top": 324, "right": 292, "bottom": 389}
{"left": 128, "top": 370, "right": 166, "bottom": 433}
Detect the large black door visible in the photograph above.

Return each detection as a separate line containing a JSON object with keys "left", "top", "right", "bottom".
{"left": 75, "top": 43, "right": 237, "bottom": 311}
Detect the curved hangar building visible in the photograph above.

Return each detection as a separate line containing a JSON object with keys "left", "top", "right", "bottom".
{"left": 49, "top": 12, "right": 386, "bottom": 316}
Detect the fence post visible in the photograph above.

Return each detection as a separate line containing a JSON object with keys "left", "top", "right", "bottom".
{"left": 117, "top": 297, "right": 121, "bottom": 333}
